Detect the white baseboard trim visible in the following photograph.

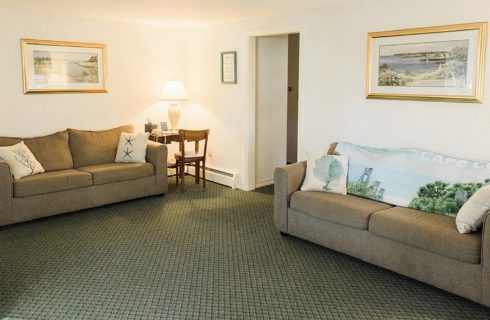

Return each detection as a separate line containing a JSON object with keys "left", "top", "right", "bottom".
{"left": 179, "top": 166, "right": 238, "bottom": 189}
{"left": 255, "top": 178, "right": 274, "bottom": 188}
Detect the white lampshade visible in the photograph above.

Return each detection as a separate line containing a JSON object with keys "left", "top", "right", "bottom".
{"left": 160, "top": 80, "right": 189, "bottom": 131}
{"left": 160, "top": 80, "right": 189, "bottom": 101}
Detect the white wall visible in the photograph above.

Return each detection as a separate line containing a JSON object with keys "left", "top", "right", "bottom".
{"left": 0, "top": 7, "right": 186, "bottom": 137}
{"left": 255, "top": 35, "right": 288, "bottom": 187}
{"left": 184, "top": 0, "right": 490, "bottom": 190}
{"left": 182, "top": 23, "right": 248, "bottom": 183}
{"left": 2, "top": 1, "right": 490, "bottom": 191}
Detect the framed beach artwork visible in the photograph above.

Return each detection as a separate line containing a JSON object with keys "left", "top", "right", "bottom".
{"left": 366, "top": 22, "right": 487, "bottom": 103}
{"left": 21, "top": 39, "right": 107, "bottom": 93}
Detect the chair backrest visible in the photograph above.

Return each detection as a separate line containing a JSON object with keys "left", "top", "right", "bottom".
{"left": 177, "top": 129, "right": 210, "bottom": 158}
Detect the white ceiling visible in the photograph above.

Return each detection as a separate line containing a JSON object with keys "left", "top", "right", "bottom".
{"left": 0, "top": 0, "right": 343, "bottom": 28}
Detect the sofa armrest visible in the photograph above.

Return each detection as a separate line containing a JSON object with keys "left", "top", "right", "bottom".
{"left": 481, "top": 211, "right": 490, "bottom": 306}
{"left": 0, "top": 159, "right": 12, "bottom": 226}
{"left": 274, "top": 161, "right": 307, "bottom": 233}
{"left": 146, "top": 141, "right": 168, "bottom": 194}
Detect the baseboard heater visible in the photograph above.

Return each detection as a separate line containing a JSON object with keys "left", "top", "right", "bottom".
{"left": 179, "top": 165, "right": 238, "bottom": 189}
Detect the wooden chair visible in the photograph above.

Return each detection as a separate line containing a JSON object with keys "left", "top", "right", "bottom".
{"left": 175, "top": 129, "right": 210, "bottom": 191}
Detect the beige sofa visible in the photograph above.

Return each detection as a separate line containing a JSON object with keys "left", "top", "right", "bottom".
{"left": 275, "top": 160, "right": 490, "bottom": 307}
{"left": 0, "top": 125, "right": 168, "bottom": 227}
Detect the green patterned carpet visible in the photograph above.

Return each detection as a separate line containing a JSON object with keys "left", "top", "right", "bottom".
{"left": 1, "top": 180, "right": 489, "bottom": 319}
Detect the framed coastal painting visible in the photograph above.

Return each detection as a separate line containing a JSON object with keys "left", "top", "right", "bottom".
{"left": 21, "top": 39, "right": 107, "bottom": 93}
{"left": 366, "top": 22, "right": 487, "bottom": 103}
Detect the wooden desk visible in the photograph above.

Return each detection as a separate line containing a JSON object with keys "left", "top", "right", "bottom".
{"left": 148, "top": 133, "right": 179, "bottom": 144}
{"left": 149, "top": 133, "right": 180, "bottom": 177}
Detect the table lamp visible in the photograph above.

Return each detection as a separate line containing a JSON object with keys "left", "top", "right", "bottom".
{"left": 160, "top": 80, "right": 189, "bottom": 131}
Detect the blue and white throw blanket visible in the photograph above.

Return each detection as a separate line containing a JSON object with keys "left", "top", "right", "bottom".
{"left": 334, "top": 142, "right": 490, "bottom": 216}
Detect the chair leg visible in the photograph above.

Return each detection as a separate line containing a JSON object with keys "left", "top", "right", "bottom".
{"left": 202, "top": 160, "right": 206, "bottom": 189}
{"left": 180, "top": 161, "right": 186, "bottom": 191}
{"left": 195, "top": 162, "right": 200, "bottom": 184}
{"left": 175, "top": 162, "right": 179, "bottom": 186}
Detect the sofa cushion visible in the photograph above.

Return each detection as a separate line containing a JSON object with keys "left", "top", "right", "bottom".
{"left": 369, "top": 207, "right": 481, "bottom": 264}
{"left": 68, "top": 125, "right": 134, "bottom": 168}
{"left": 0, "top": 131, "right": 73, "bottom": 172}
{"left": 25, "top": 131, "right": 74, "bottom": 171}
{"left": 78, "top": 163, "right": 154, "bottom": 185}
{"left": 14, "top": 169, "right": 92, "bottom": 198}
{"left": 290, "top": 191, "right": 393, "bottom": 230}
{"left": 0, "top": 137, "right": 21, "bottom": 147}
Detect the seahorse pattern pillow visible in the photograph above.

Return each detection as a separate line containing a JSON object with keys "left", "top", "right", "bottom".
{"left": 456, "top": 184, "right": 490, "bottom": 233}
{"left": 115, "top": 132, "right": 150, "bottom": 163}
{"left": 301, "top": 151, "right": 348, "bottom": 195}
{"left": 0, "top": 141, "right": 45, "bottom": 179}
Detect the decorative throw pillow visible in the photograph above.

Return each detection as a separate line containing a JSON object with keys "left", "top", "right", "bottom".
{"left": 115, "top": 132, "right": 149, "bottom": 163}
{"left": 301, "top": 151, "right": 348, "bottom": 194}
{"left": 456, "top": 185, "right": 490, "bottom": 233}
{"left": 0, "top": 141, "right": 45, "bottom": 179}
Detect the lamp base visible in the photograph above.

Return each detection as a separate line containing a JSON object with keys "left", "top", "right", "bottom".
{"left": 168, "top": 102, "right": 180, "bottom": 131}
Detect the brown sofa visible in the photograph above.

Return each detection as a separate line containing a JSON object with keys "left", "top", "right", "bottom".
{"left": 0, "top": 125, "right": 168, "bottom": 226}
{"left": 274, "top": 161, "right": 490, "bottom": 307}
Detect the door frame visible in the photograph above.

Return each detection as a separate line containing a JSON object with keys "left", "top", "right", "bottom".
{"left": 244, "top": 28, "right": 305, "bottom": 191}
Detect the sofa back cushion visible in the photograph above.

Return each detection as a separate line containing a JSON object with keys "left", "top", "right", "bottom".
{"left": 68, "top": 125, "right": 135, "bottom": 168}
{"left": 0, "top": 131, "right": 73, "bottom": 172}
{"left": 0, "top": 137, "right": 21, "bottom": 147}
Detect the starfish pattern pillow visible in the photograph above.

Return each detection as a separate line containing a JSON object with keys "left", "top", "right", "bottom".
{"left": 115, "top": 132, "right": 150, "bottom": 163}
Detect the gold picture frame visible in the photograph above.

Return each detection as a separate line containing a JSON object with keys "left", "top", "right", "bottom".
{"left": 366, "top": 22, "right": 487, "bottom": 103}
{"left": 21, "top": 39, "right": 108, "bottom": 94}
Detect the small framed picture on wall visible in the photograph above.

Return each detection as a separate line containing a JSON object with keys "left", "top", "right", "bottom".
{"left": 221, "top": 51, "right": 237, "bottom": 84}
